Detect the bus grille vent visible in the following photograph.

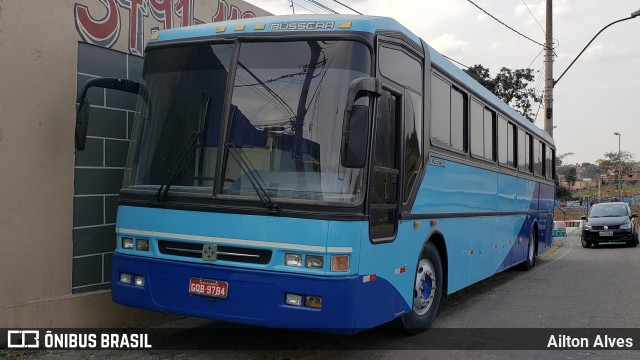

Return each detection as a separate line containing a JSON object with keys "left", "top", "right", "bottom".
{"left": 158, "top": 240, "right": 272, "bottom": 264}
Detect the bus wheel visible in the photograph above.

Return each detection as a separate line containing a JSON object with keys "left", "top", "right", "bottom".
{"left": 399, "top": 242, "right": 443, "bottom": 334}
{"left": 520, "top": 227, "right": 537, "bottom": 271}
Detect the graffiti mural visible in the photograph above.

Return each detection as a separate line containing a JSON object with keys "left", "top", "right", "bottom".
{"left": 74, "top": 0, "right": 261, "bottom": 56}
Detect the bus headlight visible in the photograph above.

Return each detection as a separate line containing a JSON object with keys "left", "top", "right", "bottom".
{"left": 330, "top": 255, "right": 350, "bottom": 272}
{"left": 285, "top": 253, "right": 302, "bottom": 267}
{"left": 305, "top": 255, "right": 324, "bottom": 269}
{"left": 122, "top": 237, "right": 134, "bottom": 250}
{"left": 136, "top": 238, "right": 150, "bottom": 251}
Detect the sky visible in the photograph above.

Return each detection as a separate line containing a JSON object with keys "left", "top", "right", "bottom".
{"left": 243, "top": 0, "right": 640, "bottom": 165}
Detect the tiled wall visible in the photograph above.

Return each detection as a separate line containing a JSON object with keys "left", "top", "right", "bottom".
{"left": 72, "top": 43, "right": 143, "bottom": 293}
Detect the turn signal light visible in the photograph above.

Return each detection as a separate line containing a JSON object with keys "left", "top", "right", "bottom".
{"left": 330, "top": 255, "right": 349, "bottom": 272}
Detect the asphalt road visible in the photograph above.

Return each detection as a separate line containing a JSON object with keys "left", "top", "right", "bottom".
{"left": 11, "top": 232, "right": 640, "bottom": 359}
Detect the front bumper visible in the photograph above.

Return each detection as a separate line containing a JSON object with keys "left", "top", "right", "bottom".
{"left": 581, "top": 229, "right": 634, "bottom": 243}
{"left": 112, "top": 253, "right": 368, "bottom": 332}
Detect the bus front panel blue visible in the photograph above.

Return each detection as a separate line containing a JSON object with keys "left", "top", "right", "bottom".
{"left": 112, "top": 206, "right": 409, "bottom": 332}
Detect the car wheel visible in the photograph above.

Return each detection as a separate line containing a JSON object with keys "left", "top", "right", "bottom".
{"left": 519, "top": 227, "right": 537, "bottom": 271}
{"left": 629, "top": 231, "right": 639, "bottom": 247}
{"left": 399, "top": 242, "right": 443, "bottom": 334}
{"left": 581, "top": 237, "right": 592, "bottom": 248}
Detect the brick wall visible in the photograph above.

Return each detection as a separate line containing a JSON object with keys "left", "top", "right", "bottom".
{"left": 72, "top": 43, "right": 142, "bottom": 293}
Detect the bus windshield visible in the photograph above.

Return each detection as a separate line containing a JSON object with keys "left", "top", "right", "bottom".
{"left": 123, "top": 40, "right": 372, "bottom": 205}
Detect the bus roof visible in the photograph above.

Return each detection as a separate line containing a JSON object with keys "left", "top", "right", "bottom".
{"left": 151, "top": 14, "right": 421, "bottom": 45}
{"left": 151, "top": 14, "right": 553, "bottom": 146}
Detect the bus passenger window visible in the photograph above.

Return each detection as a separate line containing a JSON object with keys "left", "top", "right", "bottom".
{"left": 430, "top": 75, "right": 450, "bottom": 147}
{"left": 403, "top": 90, "right": 422, "bottom": 203}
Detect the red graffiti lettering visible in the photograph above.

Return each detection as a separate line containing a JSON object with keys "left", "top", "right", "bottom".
{"left": 117, "top": 0, "right": 148, "bottom": 56}
{"left": 175, "top": 0, "right": 194, "bottom": 27}
{"left": 148, "top": 0, "right": 173, "bottom": 30}
{"left": 242, "top": 11, "right": 256, "bottom": 19}
{"left": 74, "top": 0, "right": 121, "bottom": 48}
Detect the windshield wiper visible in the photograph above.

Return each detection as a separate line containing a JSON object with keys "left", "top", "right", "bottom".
{"left": 156, "top": 130, "right": 202, "bottom": 201}
{"left": 224, "top": 142, "right": 280, "bottom": 213}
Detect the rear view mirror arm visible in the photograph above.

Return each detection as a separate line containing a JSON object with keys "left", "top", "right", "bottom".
{"left": 75, "top": 78, "right": 141, "bottom": 151}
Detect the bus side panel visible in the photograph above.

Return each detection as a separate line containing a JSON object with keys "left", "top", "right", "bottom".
{"left": 412, "top": 157, "right": 544, "bottom": 294}
{"left": 353, "top": 220, "right": 426, "bottom": 328}
{"left": 538, "top": 181, "right": 556, "bottom": 253}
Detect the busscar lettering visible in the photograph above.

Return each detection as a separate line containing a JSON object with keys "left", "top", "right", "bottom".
{"left": 428, "top": 158, "right": 445, "bottom": 168}
{"left": 270, "top": 21, "right": 335, "bottom": 31}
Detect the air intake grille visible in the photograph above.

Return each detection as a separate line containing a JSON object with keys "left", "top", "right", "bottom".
{"left": 158, "top": 240, "right": 272, "bottom": 264}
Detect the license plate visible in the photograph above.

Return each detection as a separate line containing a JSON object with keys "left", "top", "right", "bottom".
{"left": 599, "top": 231, "right": 613, "bottom": 236}
{"left": 189, "top": 278, "right": 228, "bottom": 299}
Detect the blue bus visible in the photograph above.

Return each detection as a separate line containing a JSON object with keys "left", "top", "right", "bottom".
{"left": 75, "top": 14, "right": 556, "bottom": 334}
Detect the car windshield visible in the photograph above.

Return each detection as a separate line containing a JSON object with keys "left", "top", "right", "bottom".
{"left": 589, "top": 204, "right": 628, "bottom": 218}
{"left": 123, "top": 40, "right": 371, "bottom": 205}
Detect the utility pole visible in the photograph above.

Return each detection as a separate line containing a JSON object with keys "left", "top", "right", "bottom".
{"left": 544, "top": 0, "right": 554, "bottom": 138}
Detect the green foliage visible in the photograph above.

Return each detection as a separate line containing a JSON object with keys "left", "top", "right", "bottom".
{"left": 555, "top": 178, "right": 571, "bottom": 198}
{"left": 463, "top": 64, "right": 539, "bottom": 121}
{"left": 597, "top": 151, "right": 635, "bottom": 177}
{"left": 564, "top": 166, "right": 577, "bottom": 187}
{"left": 580, "top": 162, "right": 600, "bottom": 179}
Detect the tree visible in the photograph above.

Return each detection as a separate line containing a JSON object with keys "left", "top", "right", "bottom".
{"left": 555, "top": 178, "right": 571, "bottom": 199}
{"left": 580, "top": 162, "right": 600, "bottom": 179}
{"left": 464, "top": 64, "right": 540, "bottom": 121}
{"left": 564, "top": 166, "right": 577, "bottom": 188}
{"left": 597, "top": 151, "right": 635, "bottom": 177}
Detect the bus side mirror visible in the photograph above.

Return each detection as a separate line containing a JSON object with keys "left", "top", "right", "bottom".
{"left": 341, "top": 77, "right": 381, "bottom": 168}
{"left": 75, "top": 77, "right": 141, "bottom": 151}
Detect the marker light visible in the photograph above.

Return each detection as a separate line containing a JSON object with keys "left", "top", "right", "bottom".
{"left": 285, "top": 293, "right": 302, "bottom": 306}
{"left": 216, "top": 26, "right": 226, "bottom": 33}
{"left": 331, "top": 255, "right": 350, "bottom": 272}
{"left": 305, "top": 255, "right": 324, "bottom": 269}
{"left": 136, "top": 239, "right": 150, "bottom": 251}
{"left": 234, "top": 24, "right": 246, "bottom": 31}
{"left": 120, "top": 273, "right": 132, "bottom": 284}
{"left": 134, "top": 275, "right": 145, "bottom": 287}
{"left": 339, "top": 21, "right": 352, "bottom": 29}
{"left": 305, "top": 295, "right": 322, "bottom": 309}
{"left": 254, "top": 24, "right": 266, "bottom": 30}
{"left": 122, "top": 237, "right": 134, "bottom": 250}
{"left": 285, "top": 253, "right": 302, "bottom": 267}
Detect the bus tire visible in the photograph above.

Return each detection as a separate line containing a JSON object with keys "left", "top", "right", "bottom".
{"left": 399, "top": 241, "right": 443, "bottom": 334}
{"left": 519, "top": 227, "right": 537, "bottom": 271}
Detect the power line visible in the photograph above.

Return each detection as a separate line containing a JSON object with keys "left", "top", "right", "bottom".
{"left": 520, "top": 0, "right": 545, "bottom": 35}
{"left": 443, "top": 54, "right": 469, "bottom": 68}
{"left": 292, "top": 1, "right": 318, "bottom": 14}
{"left": 466, "top": 0, "right": 544, "bottom": 47}
{"left": 526, "top": 48, "right": 543, "bottom": 69}
{"left": 332, "top": 0, "right": 362, "bottom": 15}
{"left": 301, "top": 0, "right": 339, "bottom": 14}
